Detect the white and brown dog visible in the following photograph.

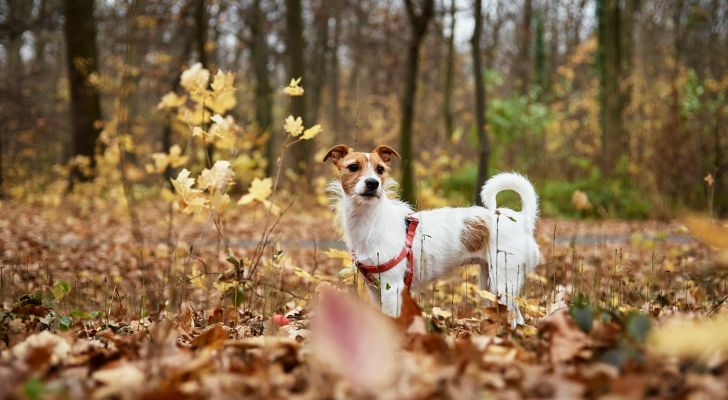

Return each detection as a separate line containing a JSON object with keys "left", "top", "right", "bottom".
{"left": 324, "top": 144, "right": 540, "bottom": 325}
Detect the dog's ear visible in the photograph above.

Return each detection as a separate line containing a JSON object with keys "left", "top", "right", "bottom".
{"left": 323, "top": 144, "right": 350, "bottom": 165}
{"left": 372, "top": 145, "right": 401, "bottom": 164}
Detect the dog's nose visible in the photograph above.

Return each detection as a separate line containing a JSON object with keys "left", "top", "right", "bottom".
{"left": 365, "top": 178, "right": 379, "bottom": 190}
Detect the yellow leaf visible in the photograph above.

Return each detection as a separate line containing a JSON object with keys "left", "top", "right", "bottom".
{"left": 198, "top": 160, "right": 235, "bottom": 192}
{"left": 301, "top": 124, "right": 321, "bottom": 140}
{"left": 157, "top": 92, "right": 187, "bottom": 110}
{"left": 207, "top": 90, "right": 236, "bottom": 115}
{"left": 649, "top": 313, "right": 728, "bottom": 358}
{"left": 237, "top": 177, "right": 273, "bottom": 205}
{"left": 325, "top": 248, "right": 352, "bottom": 269}
{"left": 283, "top": 115, "right": 304, "bottom": 137}
{"left": 180, "top": 62, "right": 210, "bottom": 94}
{"left": 431, "top": 307, "right": 452, "bottom": 319}
{"left": 571, "top": 190, "right": 593, "bottom": 211}
{"left": 211, "top": 69, "right": 234, "bottom": 94}
{"left": 474, "top": 288, "right": 498, "bottom": 303}
{"left": 282, "top": 77, "right": 304, "bottom": 96}
{"left": 171, "top": 169, "right": 200, "bottom": 199}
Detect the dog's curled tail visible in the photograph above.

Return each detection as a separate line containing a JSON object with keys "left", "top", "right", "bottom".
{"left": 480, "top": 172, "right": 539, "bottom": 233}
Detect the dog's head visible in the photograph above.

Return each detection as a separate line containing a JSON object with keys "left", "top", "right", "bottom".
{"left": 323, "top": 144, "right": 400, "bottom": 201}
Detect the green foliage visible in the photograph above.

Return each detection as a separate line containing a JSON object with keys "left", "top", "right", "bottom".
{"left": 487, "top": 89, "right": 552, "bottom": 143}
{"left": 57, "top": 315, "right": 73, "bottom": 331}
{"left": 52, "top": 281, "right": 71, "bottom": 302}
{"left": 226, "top": 285, "right": 245, "bottom": 308}
{"left": 69, "top": 310, "right": 104, "bottom": 320}
{"left": 23, "top": 378, "right": 45, "bottom": 400}
{"left": 442, "top": 159, "right": 651, "bottom": 218}
{"left": 540, "top": 160, "right": 652, "bottom": 218}
{"left": 570, "top": 297, "right": 594, "bottom": 333}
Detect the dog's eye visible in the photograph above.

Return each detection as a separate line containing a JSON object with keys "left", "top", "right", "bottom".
{"left": 376, "top": 166, "right": 385, "bottom": 174}
{"left": 346, "top": 164, "right": 359, "bottom": 172}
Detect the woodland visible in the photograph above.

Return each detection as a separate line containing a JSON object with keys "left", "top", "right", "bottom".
{"left": 0, "top": 0, "right": 727, "bottom": 398}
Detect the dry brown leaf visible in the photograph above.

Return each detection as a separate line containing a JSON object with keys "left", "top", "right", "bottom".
{"left": 192, "top": 325, "right": 229, "bottom": 349}
{"left": 538, "top": 308, "right": 592, "bottom": 364}
{"left": 92, "top": 363, "right": 145, "bottom": 399}
{"left": 11, "top": 331, "right": 70, "bottom": 367}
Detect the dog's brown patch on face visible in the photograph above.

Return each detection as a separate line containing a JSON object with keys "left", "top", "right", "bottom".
{"left": 337, "top": 152, "right": 391, "bottom": 196}
{"left": 460, "top": 217, "right": 489, "bottom": 252}
{"left": 339, "top": 152, "right": 368, "bottom": 195}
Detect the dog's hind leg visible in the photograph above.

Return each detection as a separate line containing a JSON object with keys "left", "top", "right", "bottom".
{"left": 477, "top": 262, "right": 495, "bottom": 307}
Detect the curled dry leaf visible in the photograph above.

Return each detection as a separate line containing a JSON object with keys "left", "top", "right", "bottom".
{"left": 539, "top": 308, "right": 592, "bottom": 364}
{"left": 92, "top": 363, "right": 145, "bottom": 400}
{"left": 11, "top": 330, "right": 70, "bottom": 368}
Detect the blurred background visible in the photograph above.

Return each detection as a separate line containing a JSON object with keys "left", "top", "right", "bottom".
{"left": 0, "top": 0, "right": 726, "bottom": 218}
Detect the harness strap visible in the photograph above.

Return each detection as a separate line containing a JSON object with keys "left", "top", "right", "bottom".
{"left": 354, "top": 215, "right": 419, "bottom": 289}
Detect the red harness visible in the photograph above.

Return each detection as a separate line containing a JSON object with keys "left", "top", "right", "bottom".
{"left": 353, "top": 215, "right": 419, "bottom": 289}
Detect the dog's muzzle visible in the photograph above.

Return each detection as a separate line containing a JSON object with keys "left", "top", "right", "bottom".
{"left": 361, "top": 178, "right": 379, "bottom": 197}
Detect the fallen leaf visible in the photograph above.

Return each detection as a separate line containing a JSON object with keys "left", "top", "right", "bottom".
{"left": 539, "top": 308, "right": 592, "bottom": 363}
{"left": 311, "top": 287, "right": 401, "bottom": 390}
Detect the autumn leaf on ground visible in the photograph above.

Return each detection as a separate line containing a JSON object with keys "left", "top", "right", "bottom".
{"left": 311, "top": 287, "right": 401, "bottom": 391}
{"left": 92, "top": 363, "right": 145, "bottom": 399}
{"left": 539, "top": 308, "right": 592, "bottom": 363}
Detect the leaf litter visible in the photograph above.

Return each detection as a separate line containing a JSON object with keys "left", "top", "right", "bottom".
{"left": 1, "top": 202, "right": 727, "bottom": 399}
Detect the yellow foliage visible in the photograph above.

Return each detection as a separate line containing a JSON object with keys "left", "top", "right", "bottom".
{"left": 282, "top": 77, "right": 304, "bottom": 96}
{"left": 238, "top": 177, "right": 272, "bottom": 205}
{"left": 649, "top": 313, "right": 728, "bottom": 358}
{"left": 301, "top": 124, "right": 322, "bottom": 140}
{"left": 284, "top": 115, "right": 304, "bottom": 137}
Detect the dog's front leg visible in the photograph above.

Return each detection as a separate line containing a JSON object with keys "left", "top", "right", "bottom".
{"left": 368, "top": 278, "right": 404, "bottom": 318}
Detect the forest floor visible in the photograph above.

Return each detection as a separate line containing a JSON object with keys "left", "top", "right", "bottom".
{"left": 0, "top": 200, "right": 727, "bottom": 399}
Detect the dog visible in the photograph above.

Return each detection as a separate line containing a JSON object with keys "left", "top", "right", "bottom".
{"left": 324, "top": 144, "right": 540, "bottom": 325}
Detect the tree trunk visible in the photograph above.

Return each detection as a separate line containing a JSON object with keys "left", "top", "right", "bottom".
{"left": 0, "top": 134, "right": 4, "bottom": 199}
{"left": 32, "top": 0, "right": 50, "bottom": 74}
{"left": 621, "top": 0, "right": 640, "bottom": 163}
{"left": 400, "top": 0, "right": 435, "bottom": 205}
{"left": 306, "top": 5, "right": 330, "bottom": 126}
{"left": 329, "top": 10, "right": 342, "bottom": 142}
{"left": 442, "top": 0, "right": 456, "bottom": 141}
{"left": 6, "top": 0, "right": 33, "bottom": 98}
{"left": 195, "top": 0, "right": 209, "bottom": 68}
{"left": 195, "top": 0, "right": 214, "bottom": 161}
{"left": 596, "top": 0, "right": 625, "bottom": 177}
{"left": 162, "top": 1, "right": 194, "bottom": 187}
{"left": 285, "top": 0, "right": 312, "bottom": 183}
{"left": 248, "top": 0, "right": 274, "bottom": 175}
{"left": 63, "top": 0, "right": 103, "bottom": 182}
{"left": 472, "top": 0, "right": 488, "bottom": 205}
{"left": 534, "top": 11, "right": 546, "bottom": 92}
{"left": 516, "top": 0, "right": 533, "bottom": 92}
